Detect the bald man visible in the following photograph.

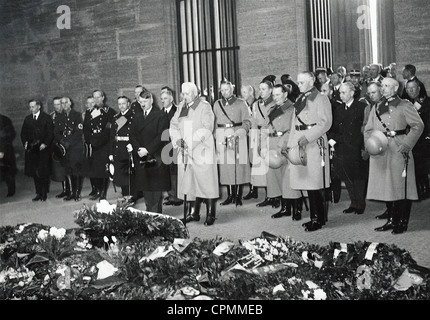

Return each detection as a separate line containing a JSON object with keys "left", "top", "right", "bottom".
{"left": 286, "top": 72, "right": 332, "bottom": 232}
{"left": 365, "top": 77, "right": 424, "bottom": 234}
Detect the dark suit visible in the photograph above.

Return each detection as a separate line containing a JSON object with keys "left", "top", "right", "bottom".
{"left": 330, "top": 99, "right": 367, "bottom": 211}
{"left": 164, "top": 104, "right": 182, "bottom": 203}
{"left": 20, "top": 111, "right": 54, "bottom": 199}
{"left": 0, "top": 114, "right": 18, "bottom": 196}
{"left": 129, "top": 107, "right": 171, "bottom": 213}
{"left": 411, "top": 95, "right": 430, "bottom": 199}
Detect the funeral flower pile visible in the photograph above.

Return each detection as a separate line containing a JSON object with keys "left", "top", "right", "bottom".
{"left": 0, "top": 200, "right": 429, "bottom": 300}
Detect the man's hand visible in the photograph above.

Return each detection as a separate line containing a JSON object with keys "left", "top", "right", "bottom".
{"left": 138, "top": 147, "right": 148, "bottom": 158}
{"left": 109, "top": 155, "right": 114, "bottom": 161}
{"left": 298, "top": 136, "right": 309, "bottom": 147}
{"left": 39, "top": 143, "right": 47, "bottom": 151}
{"left": 0, "top": 152, "right": 4, "bottom": 159}
{"left": 126, "top": 144, "right": 133, "bottom": 153}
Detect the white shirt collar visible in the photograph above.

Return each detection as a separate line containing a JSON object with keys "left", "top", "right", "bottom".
{"left": 33, "top": 111, "right": 40, "bottom": 119}
{"left": 164, "top": 105, "right": 172, "bottom": 114}
{"left": 143, "top": 106, "right": 153, "bottom": 115}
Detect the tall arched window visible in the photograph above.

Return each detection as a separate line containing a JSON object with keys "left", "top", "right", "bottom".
{"left": 176, "top": 0, "right": 240, "bottom": 104}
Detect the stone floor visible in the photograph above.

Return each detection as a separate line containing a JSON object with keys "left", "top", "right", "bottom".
{"left": 1, "top": 172, "right": 429, "bottom": 268}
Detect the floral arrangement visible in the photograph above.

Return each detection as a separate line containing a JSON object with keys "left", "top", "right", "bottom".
{"left": 0, "top": 202, "right": 429, "bottom": 300}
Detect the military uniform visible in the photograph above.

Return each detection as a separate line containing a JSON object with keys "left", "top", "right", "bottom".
{"left": 109, "top": 108, "right": 136, "bottom": 198}
{"left": 213, "top": 95, "right": 251, "bottom": 206}
{"left": 50, "top": 110, "right": 68, "bottom": 188}
{"left": 56, "top": 108, "right": 85, "bottom": 201}
{"left": 82, "top": 104, "right": 116, "bottom": 200}
{"left": 365, "top": 95, "right": 424, "bottom": 234}
{"left": 246, "top": 96, "right": 276, "bottom": 205}
{"left": 261, "top": 99, "right": 302, "bottom": 219}
{"left": 20, "top": 111, "right": 54, "bottom": 201}
{"left": 170, "top": 98, "right": 219, "bottom": 225}
{"left": 0, "top": 114, "right": 18, "bottom": 197}
{"left": 287, "top": 87, "right": 332, "bottom": 231}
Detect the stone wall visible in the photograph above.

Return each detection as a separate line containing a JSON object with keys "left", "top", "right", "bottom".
{"left": 236, "top": 0, "right": 309, "bottom": 91}
{"left": 0, "top": 0, "right": 178, "bottom": 165}
{"left": 393, "top": 0, "right": 430, "bottom": 89}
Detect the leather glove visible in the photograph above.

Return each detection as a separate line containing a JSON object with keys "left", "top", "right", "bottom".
{"left": 126, "top": 144, "right": 133, "bottom": 153}
{"left": 109, "top": 155, "right": 114, "bottom": 161}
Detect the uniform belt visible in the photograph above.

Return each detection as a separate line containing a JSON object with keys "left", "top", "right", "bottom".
{"left": 217, "top": 122, "right": 242, "bottom": 128}
{"left": 295, "top": 123, "right": 317, "bottom": 130}
{"left": 269, "top": 131, "right": 286, "bottom": 137}
{"left": 383, "top": 129, "right": 407, "bottom": 137}
{"left": 115, "top": 136, "right": 130, "bottom": 141}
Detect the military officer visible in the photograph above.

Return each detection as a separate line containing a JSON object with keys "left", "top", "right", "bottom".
{"left": 214, "top": 80, "right": 252, "bottom": 206}
{"left": 82, "top": 96, "right": 98, "bottom": 197}
{"left": 330, "top": 71, "right": 344, "bottom": 104}
{"left": 244, "top": 78, "right": 278, "bottom": 207}
{"left": 366, "top": 78, "right": 424, "bottom": 234}
{"left": 400, "top": 64, "right": 427, "bottom": 101}
{"left": 261, "top": 84, "right": 302, "bottom": 220}
{"left": 50, "top": 96, "right": 71, "bottom": 198}
{"left": 55, "top": 97, "right": 85, "bottom": 201}
{"left": 109, "top": 96, "right": 137, "bottom": 203}
{"left": 20, "top": 100, "right": 54, "bottom": 201}
{"left": 349, "top": 70, "right": 363, "bottom": 100}
{"left": 83, "top": 90, "right": 116, "bottom": 201}
{"left": 130, "top": 85, "right": 147, "bottom": 114}
{"left": 287, "top": 72, "right": 332, "bottom": 232}
{"left": 170, "top": 82, "right": 219, "bottom": 226}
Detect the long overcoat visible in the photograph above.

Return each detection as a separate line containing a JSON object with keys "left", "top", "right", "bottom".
{"left": 261, "top": 99, "right": 301, "bottom": 199}
{"left": 129, "top": 107, "right": 170, "bottom": 192}
{"left": 50, "top": 111, "right": 66, "bottom": 182}
{"left": 249, "top": 96, "right": 276, "bottom": 187}
{"left": 169, "top": 98, "right": 219, "bottom": 200}
{"left": 411, "top": 96, "right": 430, "bottom": 173}
{"left": 0, "top": 114, "right": 17, "bottom": 179}
{"left": 213, "top": 96, "right": 251, "bottom": 185}
{"left": 329, "top": 99, "right": 367, "bottom": 180}
{"left": 364, "top": 96, "right": 424, "bottom": 201}
{"left": 287, "top": 87, "right": 332, "bottom": 190}
{"left": 20, "top": 112, "right": 54, "bottom": 178}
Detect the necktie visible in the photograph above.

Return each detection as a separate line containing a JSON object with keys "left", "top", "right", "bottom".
{"left": 144, "top": 111, "right": 147, "bottom": 118}
{"left": 33, "top": 115, "right": 37, "bottom": 120}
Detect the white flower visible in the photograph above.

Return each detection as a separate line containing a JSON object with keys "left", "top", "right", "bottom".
{"left": 111, "top": 236, "right": 117, "bottom": 243}
{"left": 96, "top": 200, "right": 116, "bottom": 214}
{"left": 306, "top": 280, "right": 319, "bottom": 289}
{"left": 37, "top": 229, "right": 49, "bottom": 241}
{"left": 313, "top": 288, "right": 327, "bottom": 300}
{"left": 301, "top": 290, "right": 311, "bottom": 300}
{"left": 18, "top": 281, "right": 25, "bottom": 287}
{"left": 0, "top": 270, "right": 7, "bottom": 283}
{"left": 49, "top": 227, "right": 66, "bottom": 240}
{"left": 103, "top": 236, "right": 109, "bottom": 243}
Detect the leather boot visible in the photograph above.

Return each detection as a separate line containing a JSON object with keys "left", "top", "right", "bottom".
{"left": 393, "top": 200, "right": 412, "bottom": 234}
{"left": 181, "top": 200, "right": 201, "bottom": 224}
{"left": 243, "top": 184, "right": 258, "bottom": 200}
{"left": 56, "top": 178, "right": 71, "bottom": 198}
{"left": 88, "top": 178, "right": 97, "bottom": 197}
{"left": 302, "top": 190, "right": 319, "bottom": 228}
{"left": 272, "top": 198, "right": 291, "bottom": 218}
{"left": 89, "top": 178, "right": 102, "bottom": 200}
{"left": 271, "top": 196, "right": 281, "bottom": 208}
{"left": 375, "top": 202, "right": 398, "bottom": 231}
{"left": 304, "top": 219, "right": 322, "bottom": 232}
{"left": 204, "top": 198, "right": 216, "bottom": 226}
{"left": 220, "top": 186, "right": 235, "bottom": 206}
{"left": 99, "top": 178, "right": 109, "bottom": 200}
{"left": 235, "top": 185, "right": 243, "bottom": 206}
{"left": 375, "top": 201, "right": 393, "bottom": 219}
{"left": 256, "top": 197, "right": 271, "bottom": 207}
{"left": 75, "top": 176, "right": 83, "bottom": 201}
{"left": 292, "top": 198, "right": 302, "bottom": 221}
{"left": 64, "top": 176, "right": 76, "bottom": 201}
